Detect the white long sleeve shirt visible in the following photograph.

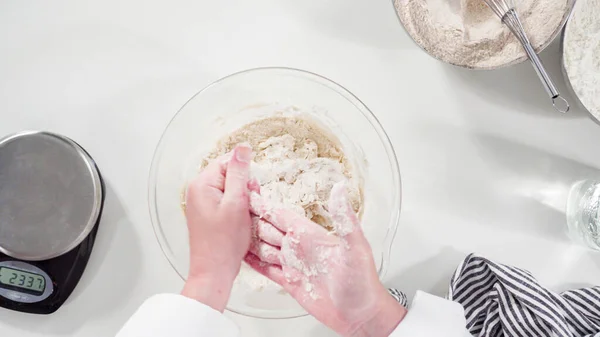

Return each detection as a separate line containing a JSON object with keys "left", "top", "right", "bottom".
{"left": 116, "top": 291, "right": 472, "bottom": 337}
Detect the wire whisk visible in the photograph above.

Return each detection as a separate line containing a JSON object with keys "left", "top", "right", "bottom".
{"left": 483, "top": 0, "right": 570, "bottom": 113}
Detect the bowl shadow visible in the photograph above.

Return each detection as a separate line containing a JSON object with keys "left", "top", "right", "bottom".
{"left": 443, "top": 40, "right": 587, "bottom": 118}
{"left": 400, "top": 122, "right": 600, "bottom": 245}
{"left": 278, "top": 0, "right": 414, "bottom": 51}
{"left": 466, "top": 132, "right": 600, "bottom": 241}
{"left": 386, "top": 247, "right": 466, "bottom": 301}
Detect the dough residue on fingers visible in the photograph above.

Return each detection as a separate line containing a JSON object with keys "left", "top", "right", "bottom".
{"left": 199, "top": 114, "right": 364, "bottom": 293}
{"left": 202, "top": 115, "right": 362, "bottom": 229}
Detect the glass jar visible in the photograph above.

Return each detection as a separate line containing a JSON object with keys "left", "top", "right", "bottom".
{"left": 566, "top": 180, "right": 600, "bottom": 250}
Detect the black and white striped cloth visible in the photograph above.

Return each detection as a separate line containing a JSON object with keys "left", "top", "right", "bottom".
{"left": 448, "top": 254, "right": 600, "bottom": 337}
{"left": 388, "top": 288, "right": 408, "bottom": 308}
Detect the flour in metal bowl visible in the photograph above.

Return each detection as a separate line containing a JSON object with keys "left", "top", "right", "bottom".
{"left": 563, "top": 0, "right": 600, "bottom": 119}
{"left": 393, "top": 0, "right": 572, "bottom": 69}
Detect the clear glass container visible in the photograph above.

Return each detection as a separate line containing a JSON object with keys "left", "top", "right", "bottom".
{"left": 148, "top": 67, "right": 401, "bottom": 318}
{"left": 566, "top": 180, "right": 600, "bottom": 250}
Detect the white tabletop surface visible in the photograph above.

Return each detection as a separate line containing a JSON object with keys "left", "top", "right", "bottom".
{"left": 1, "top": 0, "right": 600, "bottom": 336}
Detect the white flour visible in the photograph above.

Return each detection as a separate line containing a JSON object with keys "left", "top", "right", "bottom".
{"left": 201, "top": 115, "right": 362, "bottom": 227}
{"left": 243, "top": 135, "right": 357, "bottom": 295}
{"left": 563, "top": 0, "right": 600, "bottom": 118}
{"left": 394, "top": 0, "right": 570, "bottom": 68}
{"left": 251, "top": 134, "right": 352, "bottom": 227}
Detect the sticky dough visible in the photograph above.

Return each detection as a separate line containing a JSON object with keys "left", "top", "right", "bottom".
{"left": 201, "top": 115, "right": 362, "bottom": 228}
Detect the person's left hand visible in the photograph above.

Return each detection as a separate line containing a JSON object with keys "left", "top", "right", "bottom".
{"left": 181, "top": 144, "right": 254, "bottom": 312}
{"left": 245, "top": 183, "right": 406, "bottom": 336}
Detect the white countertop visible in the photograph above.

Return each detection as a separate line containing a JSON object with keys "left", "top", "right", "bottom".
{"left": 1, "top": 0, "right": 599, "bottom": 336}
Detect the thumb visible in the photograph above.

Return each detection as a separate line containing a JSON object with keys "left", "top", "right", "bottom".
{"left": 224, "top": 144, "right": 253, "bottom": 203}
{"left": 328, "top": 181, "right": 362, "bottom": 242}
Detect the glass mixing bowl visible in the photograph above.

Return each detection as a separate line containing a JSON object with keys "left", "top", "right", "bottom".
{"left": 149, "top": 67, "right": 401, "bottom": 318}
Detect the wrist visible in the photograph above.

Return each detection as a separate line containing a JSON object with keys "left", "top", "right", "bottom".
{"left": 181, "top": 271, "right": 236, "bottom": 312}
{"left": 351, "top": 288, "right": 408, "bottom": 337}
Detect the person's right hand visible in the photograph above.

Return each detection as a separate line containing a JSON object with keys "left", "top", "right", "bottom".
{"left": 181, "top": 145, "right": 253, "bottom": 312}
{"left": 245, "top": 182, "right": 407, "bottom": 337}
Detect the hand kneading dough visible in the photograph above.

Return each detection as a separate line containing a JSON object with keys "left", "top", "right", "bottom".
{"left": 201, "top": 115, "right": 362, "bottom": 229}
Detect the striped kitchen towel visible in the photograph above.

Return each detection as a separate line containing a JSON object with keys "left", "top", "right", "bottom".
{"left": 448, "top": 254, "right": 600, "bottom": 337}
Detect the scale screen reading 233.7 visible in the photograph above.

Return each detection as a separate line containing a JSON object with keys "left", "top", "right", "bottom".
{"left": 0, "top": 267, "right": 46, "bottom": 295}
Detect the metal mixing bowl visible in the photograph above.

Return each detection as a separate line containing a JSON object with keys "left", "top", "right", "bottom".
{"left": 560, "top": 0, "right": 598, "bottom": 123}
{"left": 390, "top": 0, "right": 576, "bottom": 70}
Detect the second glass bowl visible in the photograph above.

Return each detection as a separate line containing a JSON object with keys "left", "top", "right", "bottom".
{"left": 148, "top": 67, "right": 401, "bottom": 318}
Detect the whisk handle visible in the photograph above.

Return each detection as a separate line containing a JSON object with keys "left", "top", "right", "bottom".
{"left": 522, "top": 41, "right": 570, "bottom": 113}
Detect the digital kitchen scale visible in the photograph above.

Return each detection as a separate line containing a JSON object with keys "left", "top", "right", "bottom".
{"left": 0, "top": 131, "right": 105, "bottom": 314}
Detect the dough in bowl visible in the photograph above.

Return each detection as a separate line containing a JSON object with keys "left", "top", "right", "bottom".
{"left": 200, "top": 115, "right": 362, "bottom": 229}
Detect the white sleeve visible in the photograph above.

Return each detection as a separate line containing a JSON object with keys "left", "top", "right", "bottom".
{"left": 390, "top": 291, "right": 472, "bottom": 337}
{"left": 115, "top": 294, "right": 239, "bottom": 337}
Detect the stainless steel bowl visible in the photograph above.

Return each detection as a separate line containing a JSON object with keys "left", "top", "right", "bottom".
{"left": 391, "top": 0, "right": 576, "bottom": 70}
{"left": 0, "top": 131, "right": 103, "bottom": 261}
{"left": 560, "top": 0, "right": 598, "bottom": 123}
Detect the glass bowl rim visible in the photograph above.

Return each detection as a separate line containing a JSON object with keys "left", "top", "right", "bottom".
{"left": 148, "top": 66, "right": 402, "bottom": 318}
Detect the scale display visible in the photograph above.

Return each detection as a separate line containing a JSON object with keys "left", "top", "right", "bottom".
{"left": 0, "top": 267, "right": 46, "bottom": 295}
